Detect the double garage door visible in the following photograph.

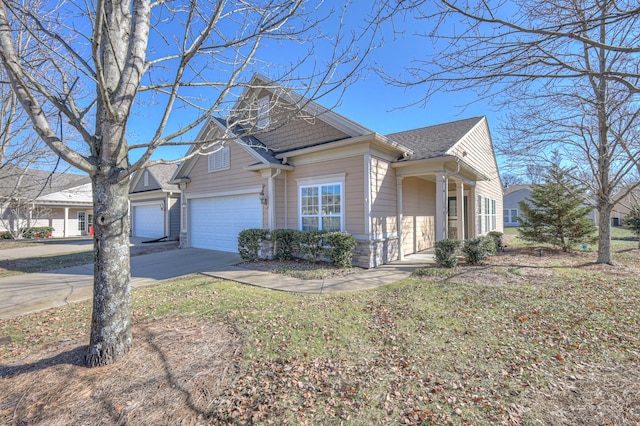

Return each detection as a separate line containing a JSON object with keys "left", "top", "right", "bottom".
{"left": 133, "top": 204, "right": 165, "bottom": 239}
{"left": 190, "top": 194, "right": 262, "bottom": 252}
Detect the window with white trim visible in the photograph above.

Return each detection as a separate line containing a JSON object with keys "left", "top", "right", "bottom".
{"left": 78, "top": 211, "right": 86, "bottom": 231}
{"left": 504, "top": 209, "right": 519, "bottom": 224}
{"left": 491, "top": 199, "right": 497, "bottom": 230}
{"left": 257, "top": 96, "right": 270, "bottom": 129}
{"left": 485, "top": 197, "right": 490, "bottom": 233}
{"left": 300, "top": 183, "right": 343, "bottom": 232}
{"left": 208, "top": 146, "right": 230, "bottom": 172}
{"left": 477, "top": 195, "right": 483, "bottom": 235}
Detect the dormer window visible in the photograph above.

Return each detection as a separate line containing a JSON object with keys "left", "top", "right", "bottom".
{"left": 257, "top": 96, "right": 270, "bottom": 129}
{"left": 208, "top": 146, "right": 230, "bottom": 172}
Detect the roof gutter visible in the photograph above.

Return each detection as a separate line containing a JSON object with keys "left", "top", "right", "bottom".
{"left": 274, "top": 133, "right": 414, "bottom": 160}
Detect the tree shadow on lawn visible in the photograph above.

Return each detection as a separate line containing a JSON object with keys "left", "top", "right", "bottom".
{"left": 0, "top": 344, "right": 88, "bottom": 379}
{"left": 0, "top": 317, "right": 242, "bottom": 425}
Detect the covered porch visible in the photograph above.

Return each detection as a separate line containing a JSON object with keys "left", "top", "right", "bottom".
{"left": 393, "top": 156, "right": 489, "bottom": 261}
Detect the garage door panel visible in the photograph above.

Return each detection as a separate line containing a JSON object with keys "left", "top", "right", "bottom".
{"left": 190, "top": 194, "right": 262, "bottom": 252}
{"left": 134, "top": 204, "right": 164, "bottom": 238}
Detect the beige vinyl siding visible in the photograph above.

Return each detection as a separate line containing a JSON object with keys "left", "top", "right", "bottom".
{"left": 370, "top": 156, "right": 397, "bottom": 238}
{"left": 401, "top": 177, "right": 436, "bottom": 255}
{"left": 274, "top": 177, "right": 287, "bottom": 229}
{"left": 449, "top": 120, "right": 504, "bottom": 233}
{"left": 284, "top": 155, "right": 365, "bottom": 235}
{"left": 186, "top": 142, "right": 265, "bottom": 195}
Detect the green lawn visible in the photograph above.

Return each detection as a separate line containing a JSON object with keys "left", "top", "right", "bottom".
{"left": 2, "top": 247, "right": 638, "bottom": 424}
{"left": 504, "top": 225, "right": 639, "bottom": 252}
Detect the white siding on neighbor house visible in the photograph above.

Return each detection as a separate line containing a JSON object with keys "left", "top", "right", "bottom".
{"left": 449, "top": 120, "right": 504, "bottom": 235}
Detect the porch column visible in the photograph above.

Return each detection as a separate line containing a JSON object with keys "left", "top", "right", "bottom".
{"left": 469, "top": 186, "right": 476, "bottom": 238}
{"left": 396, "top": 176, "right": 404, "bottom": 261}
{"left": 456, "top": 182, "right": 465, "bottom": 240}
{"left": 435, "top": 175, "right": 448, "bottom": 241}
{"left": 63, "top": 207, "right": 69, "bottom": 238}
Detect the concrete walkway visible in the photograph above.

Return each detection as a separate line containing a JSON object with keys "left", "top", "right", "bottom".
{"left": 203, "top": 251, "right": 437, "bottom": 294}
{"left": 0, "top": 248, "right": 241, "bottom": 319}
{"left": 0, "top": 246, "right": 435, "bottom": 319}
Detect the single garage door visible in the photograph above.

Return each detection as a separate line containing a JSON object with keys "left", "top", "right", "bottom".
{"left": 190, "top": 194, "right": 262, "bottom": 252}
{"left": 133, "top": 204, "right": 165, "bottom": 238}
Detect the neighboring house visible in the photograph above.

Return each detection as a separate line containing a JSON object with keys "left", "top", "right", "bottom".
{"left": 502, "top": 185, "right": 531, "bottom": 227}
{"left": 171, "top": 74, "right": 503, "bottom": 268}
{"left": 0, "top": 166, "right": 94, "bottom": 238}
{"left": 129, "top": 164, "right": 181, "bottom": 240}
{"left": 611, "top": 184, "right": 640, "bottom": 226}
{"left": 503, "top": 183, "right": 598, "bottom": 228}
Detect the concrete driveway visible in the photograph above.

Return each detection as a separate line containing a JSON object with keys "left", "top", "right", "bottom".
{"left": 0, "top": 248, "right": 241, "bottom": 319}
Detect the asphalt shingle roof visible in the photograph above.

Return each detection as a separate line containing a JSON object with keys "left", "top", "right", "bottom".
{"left": 386, "top": 117, "right": 484, "bottom": 161}
{"left": 0, "top": 166, "right": 90, "bottom": 201}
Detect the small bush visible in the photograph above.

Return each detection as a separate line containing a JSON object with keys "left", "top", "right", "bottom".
{"left": 237, "top": 228, "right": 269, "bottom": 261}
{"left": 297, "top": 230, "right": 326, "bottom": 263}
{"left": 0, "top": 231, "right": 12, "bottom": 239}
{"left": 271, "top": 229, "right": 298, "bottom": 260}
{"left": 435, "top": 239, "right": 460, "bottom": 268}
{"left": 487, "top": 231, "right": 504, "bottom": 254}
{"left": 22, "top": 227, "right": 54, "bottom": 239}
{"left": 463, "top": 237, "right": 489, "bottom": 265}
{"left": 324, "top": 232, "right": 357, "bottom": 268}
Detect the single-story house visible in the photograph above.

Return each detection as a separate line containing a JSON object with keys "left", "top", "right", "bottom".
{"left": 503, "top": 183, "right": 598, "bottom": 227}
{"left": 610, "top": 184, "right": 640, "bottom": 226}
{"left": 503, "top": 184, "right": 530, "bottom": 227}
{"left": 129, "top": 163, "right": 181, "bottom": 240}
{"left": 0, "top": 166, "right": 94, "bottom": 238}
{"left": 171, "top": 74, "right": 504, "bottom": 268}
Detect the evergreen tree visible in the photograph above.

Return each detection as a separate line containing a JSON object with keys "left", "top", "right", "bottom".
{"left": 518, "top": 167, "right": 597, "bottom": 252}
{"left": 624, "top": 206, "right": 640, "bottom": 249}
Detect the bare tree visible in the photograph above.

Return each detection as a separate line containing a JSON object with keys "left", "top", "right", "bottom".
{"left": 382, "top": 0, "right": 640, "bottom": 264}
{"left": 0, "top": 0, "right": 380, "bottom": 366}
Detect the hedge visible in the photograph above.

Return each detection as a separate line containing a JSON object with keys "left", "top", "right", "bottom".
{"left": 238, "top": 229, "right": 356, "bottom": 267}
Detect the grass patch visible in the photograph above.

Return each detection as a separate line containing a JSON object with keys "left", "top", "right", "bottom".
{"left": 2, "top": 254, "right": 639, "bottom": 425}
{"left": 0, "top": 251, "right": 94, "bottom": 277}
{"left": 412, "top": 266, "right": 456, "bottom": 278}
{"left": 272, "top": 264, "right": 335, "bottom": 280}
{"left": 0, "top": 240, "right": 44, "bottom": 250}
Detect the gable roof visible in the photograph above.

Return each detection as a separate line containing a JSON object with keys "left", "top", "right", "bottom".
{"left": 386, "top": 117, "right": 485, "bottom": 161}
{"left": 503, "top": 184, "right": 531, "bottom": 197}
{"left": 35, "top": 182, "right": 93, "bottom": 205}
{"left": 131, "top": 163, "right": 180, "bottom": 193}
{"left": 0, "top": 166, "right": 90, "bottom": 202}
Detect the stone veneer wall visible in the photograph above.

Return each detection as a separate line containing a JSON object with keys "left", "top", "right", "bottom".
{"left": 353, "top": 236, "right": 399, "bottom": 269}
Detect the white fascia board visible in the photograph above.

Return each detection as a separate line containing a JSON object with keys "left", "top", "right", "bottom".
{"left": 275, "top": 133, "right": 411, "bottom": 162}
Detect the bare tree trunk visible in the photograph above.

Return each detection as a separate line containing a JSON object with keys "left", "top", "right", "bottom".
{"left": 597, "top": 203, "right": 613, "bottom": 265}
{"left": 86, "top": 173, "right": 131, "bottom": 367}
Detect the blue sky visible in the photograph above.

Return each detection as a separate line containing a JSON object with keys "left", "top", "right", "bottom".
{"left": 128, "top": 1, "right": 504, "bottom": 167}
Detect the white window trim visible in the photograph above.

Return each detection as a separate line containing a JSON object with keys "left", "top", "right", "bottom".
{"left": 208, "top": 146, "right": 230, "bottom": 172}
{"left": 298, "top": 181, "right": 345, "bottom": 232}
{"left": 78, "top": 211, "right": 86, "bottom": 231}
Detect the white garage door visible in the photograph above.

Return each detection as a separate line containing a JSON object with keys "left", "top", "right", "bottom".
{"left": 133, "top": 204, "right": 164, "bottom": 238}
{"left": 190, "top": 194, "right": 262, "bottom": 252}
